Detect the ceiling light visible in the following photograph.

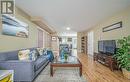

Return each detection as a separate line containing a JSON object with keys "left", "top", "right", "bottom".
{"left": 66, "top": 27, "right": 70, "bottom": 30}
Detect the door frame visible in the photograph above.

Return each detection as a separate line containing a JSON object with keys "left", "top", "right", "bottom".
{"left": 87, "top": 31, "right": 94, "bottom": 56}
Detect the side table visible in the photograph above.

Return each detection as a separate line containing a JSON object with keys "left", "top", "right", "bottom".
{"left": 0, "top": 70, "right": 14, "bottom": 82}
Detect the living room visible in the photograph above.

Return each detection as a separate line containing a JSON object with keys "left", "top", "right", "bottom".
{"left": 0, "top": 0, "right": 130, "bottom": 82}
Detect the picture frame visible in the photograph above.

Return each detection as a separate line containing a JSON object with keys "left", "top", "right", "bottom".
{"left": 103, "top": 21, "right": 122, "bottom": 32}
{"left": 67, "top": 38, "right": 72, "bottom": 42}
{"left": 52, "top": 36, "right": 57, "bottom": 41}
{"left": 2, "top": 14, "right": 29, "bottom": 38}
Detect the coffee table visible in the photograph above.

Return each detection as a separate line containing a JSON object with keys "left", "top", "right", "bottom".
{"left": 50, "top": 56, "right": 82, "bottom": 77}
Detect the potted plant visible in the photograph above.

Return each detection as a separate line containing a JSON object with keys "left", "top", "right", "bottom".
{"left": 114, "top": 36, "right": 130, "bottom": 79}
{"left": 64, "top": 53, "right": 68, "bottom": 62}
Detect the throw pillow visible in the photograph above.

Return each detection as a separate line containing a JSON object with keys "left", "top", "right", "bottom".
{"left": 37, "top": 48, "right": 44, "bottom": 55}
{"left": 18, "top": 49, "right": 30, "bottom": 60}
{"left": 29, "top": 50, "right": 38, "bottom": 61}
{"left": 43, "top": 48, "right": 47, "bottom": 55}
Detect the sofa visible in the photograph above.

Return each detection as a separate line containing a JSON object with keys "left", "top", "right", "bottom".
{"left": 0, "top": 48, "right": 54, "bottom": 82}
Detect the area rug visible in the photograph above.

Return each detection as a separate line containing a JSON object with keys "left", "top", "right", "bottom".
{"left": 34, "top": 64, "right": 87, "bottom": 82}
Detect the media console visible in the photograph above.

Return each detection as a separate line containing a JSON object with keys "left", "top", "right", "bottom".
{"left": 94, "top": 52, "right": 117, "bottom": 71}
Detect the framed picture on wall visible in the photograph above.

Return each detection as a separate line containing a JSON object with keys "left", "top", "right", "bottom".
{"left": 52, "top": 36, "right": 57, "bottom": 41}
{"left": 2, "top": 14, "right": 29, "bottom": 38}
{"left": 102, "top": 21, "right": 122, "bottom": 32}
{"left": 67, "top": 38, "right": 72, "bottom": 42}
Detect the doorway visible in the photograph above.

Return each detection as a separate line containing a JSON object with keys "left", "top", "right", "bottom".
{"left": 87, "top": 31, "right": 94, "bottom": 56}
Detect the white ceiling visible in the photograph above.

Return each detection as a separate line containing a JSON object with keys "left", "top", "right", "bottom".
{"left": 15, "top": 0, "right": 130, "bottom": 35}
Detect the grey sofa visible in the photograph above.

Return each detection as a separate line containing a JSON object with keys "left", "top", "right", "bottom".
{"left": 0, "top": 48, "right": 50, "bottom": 82}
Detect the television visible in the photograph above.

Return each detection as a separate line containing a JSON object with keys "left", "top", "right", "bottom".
{"left": 98, "top": 40, "right": 116, "bottom": 55}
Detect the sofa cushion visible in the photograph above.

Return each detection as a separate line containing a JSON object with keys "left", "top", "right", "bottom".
{"left": 34, "top": 57, "right": 48, "bottom": 71}
{"left": 18, "top": 50, "right": 30, "bottom": 60}
{"left": 29, "top": 49, "right": 39, "bottom": 61}
{"left": 0, "top": 51, "right": 19, "bottom": 61}
{"left": 0, "top": 53, "right": 7, "bottom": 61}
{"left": 6, "top": 51, "right": 19, "bottom": 60}
{"left": 37, "top": 48, "right": 44, "bottom": 56}
{"left": 43, "top": 48, "right": 48, "bottom": 55}
{"left": 46, "top": 50, "right": 54, "bottom": 62}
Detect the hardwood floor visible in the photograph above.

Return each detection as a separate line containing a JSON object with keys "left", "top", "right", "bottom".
{"left": 77, "top": 53, "right": 130, "bottom": 82}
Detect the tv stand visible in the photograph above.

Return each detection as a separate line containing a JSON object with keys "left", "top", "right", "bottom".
{"left": 94, "top": 52, "right": 117, "bottom": 71}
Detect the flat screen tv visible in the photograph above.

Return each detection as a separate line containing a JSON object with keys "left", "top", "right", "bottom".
{"left": 98, "top": 40, "right": 116, "bottom": 55}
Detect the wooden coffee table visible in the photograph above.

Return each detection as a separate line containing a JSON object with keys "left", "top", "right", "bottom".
{"left": 50, "top": 56, "right": 82, "bottom": 77}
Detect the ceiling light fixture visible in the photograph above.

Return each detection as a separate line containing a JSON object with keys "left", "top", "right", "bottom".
{"left": 66, "top": 27, "right": 70, "bottom": 30}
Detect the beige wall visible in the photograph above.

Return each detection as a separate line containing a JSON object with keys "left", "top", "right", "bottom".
{"left": 37, "top": 26, "right": 51, "bottom": 48}
{"left": 51, "top": 33, "right": 59, "bottom": 51}
{"left": 43, "top": 29, "right": 51, "bottom": 48}
{"left": 0, "top": 7, "right": 52, "bottom": 52}
{"left": 51, "top": 33, "right": 59, "bottom": 56}
{"left": 0, "top": 8, "right": 38, "bottom": 52}
{"left": 78, "top": 7, "right": 130, "bottom": 53}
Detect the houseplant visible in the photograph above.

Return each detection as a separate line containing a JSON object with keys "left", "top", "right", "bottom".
{"left": 64, "top": 53, "right": 68, "bottom": 62}
{"left": 114, "top": 36, "right": 130, "bottom": 79}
